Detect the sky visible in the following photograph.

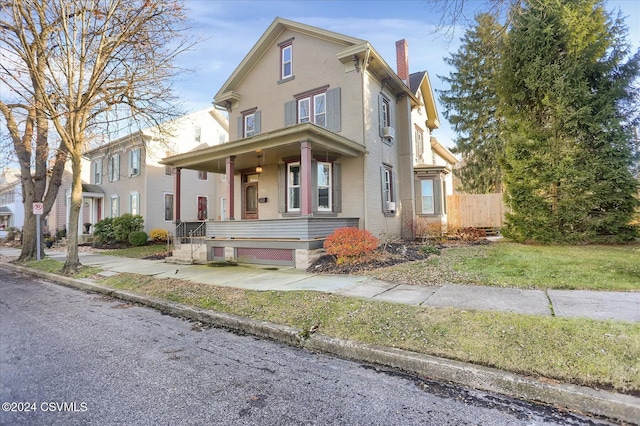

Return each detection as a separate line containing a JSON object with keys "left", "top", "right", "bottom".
{"left": 173, "top": 0, "right": 640, "bottom": 149}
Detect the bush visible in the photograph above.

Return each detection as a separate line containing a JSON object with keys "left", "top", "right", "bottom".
{"left": 93, "top": 218, "right": 116, "bottom": 244}
{"left": 129, "top": 231, "right": 148, "bottom": 246}
{"left": 454, "top": 227, "right": 486, "bottom": 241}
{"left": 112, "top": 214, "right": 144, "bottom": 242}
{"left": 324, "top": 227, "right": 379, "bottom": 264}
{"left": 149, "top": 228, "right": 169, "bottom": 242}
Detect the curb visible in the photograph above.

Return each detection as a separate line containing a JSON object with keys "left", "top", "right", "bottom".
{"left": 3, "top": 263, "right": 639, "bottom": 424}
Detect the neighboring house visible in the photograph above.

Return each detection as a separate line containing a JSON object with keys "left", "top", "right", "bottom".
{"left": 0, "top": 167, "right": 22, "bottom": 237}
{"left": 161, "top": 18, "right": 457, "bottom": 268}
{"left": 82, "top": 107, "right": 229, "bottom": 236}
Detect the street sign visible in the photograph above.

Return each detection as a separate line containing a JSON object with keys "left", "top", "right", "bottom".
{"left": 33, "top": 202, "right": 44, "bottom": 215}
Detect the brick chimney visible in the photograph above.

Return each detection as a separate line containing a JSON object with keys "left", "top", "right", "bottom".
{"left": 395, "top": 39, "right": 409, "bottom": 85}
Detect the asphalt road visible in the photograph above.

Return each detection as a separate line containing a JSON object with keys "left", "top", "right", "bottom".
{"left": 0, "top": 267, "right": 612, "bottom": 425}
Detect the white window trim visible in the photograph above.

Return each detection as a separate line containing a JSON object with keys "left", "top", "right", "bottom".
{"left": 243, "top": 112, "right": 255, "bottom": 138}
{"left": 128, "top": 148, "right": 141, "bottom": 177}
{"left": 297, "top": 92, "right": 326, "bottom": 127}
{"left": 108, "top": 153, "right": 120, "bottom": 182}
{"left": 281, "top": 44, "right": 292, "bottom": 80}
{"left": 287, "top": 162, "right": 301, "bottom": 212}
{"left": 110, "top": 195, "right": 120, "bottom": 218}
{"left": 317, "top": 161, "right": 332, "bottom": 212}
{"left": 93, "top": 158, "right": 103, "bottom": 184}
{"left": 421, "top": 179, "right": 435, "bottom": 215}
{"left": 129, "top": 192, "right": 139, "bottom": 215}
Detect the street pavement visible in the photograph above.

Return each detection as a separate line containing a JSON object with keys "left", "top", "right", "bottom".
{"left": 1, "top": 246, "right": 638, "bottom": 323}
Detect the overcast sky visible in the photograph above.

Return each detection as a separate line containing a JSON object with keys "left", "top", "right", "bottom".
{"left": 173, "top": 0, "right": 640, "bottom": 148}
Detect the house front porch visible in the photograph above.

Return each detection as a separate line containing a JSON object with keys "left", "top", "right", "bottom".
{"left": 175, "top": 217, "right": 359, "bottom": 268}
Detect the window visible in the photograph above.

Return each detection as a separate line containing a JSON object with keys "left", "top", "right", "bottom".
{"left": 381, "top": 165, "right": 396, "bottom": 214}
{"left": 93, "top": 159, "right": 102, "bottom": 184}
{"left": 415, "top": 127, "right": 424, "bottom": 162}
{"left": 287, "top": 162, "right": 300, "bottom": 211}
{"left": 194, "top": 126, "right": 201, "bottom": 143}
{"left": 108, "top": 154, "right": 120, "bottom": 182}
{"left": 281, "top": 42, "right": 292, "bottom": 80}
{"left": 421, "top": 180, "right": 434, "bottom": 214}
{"left": 164, "top": 193, "right": 174, "bottom": 221}
{"left": 128, "top": 148, "right": 140, "bottom": 176}
{"left": 381, "top": 97, "right": 390, "bottom": 127}
{"left": 297, "top": 92, "right": 326, "bottom": 127}
{"left": 129, "top": 192, "right": 139, "bottom": 215}
{"left": 164, "top": 165, "right": 173, "bottom": 176}
{"left": 220, "top": 196, "right": 227, "bottom": 221}
{"left": 110, "top": 195, "right": 120, "bottom": 217}
{"left": 197, "top": 196, "right": 208, "bottom": 221}
{"left": 244, "top": 112, "right": 255, "bottom": 137}
{"left": 317, "top": 162, "right": 332, "bottom": 211}
{"left": 239, "top": 108, "right": 260, "bottom": 138}
{"left": 198, "top": 170, "right": 208, "bottom": 181}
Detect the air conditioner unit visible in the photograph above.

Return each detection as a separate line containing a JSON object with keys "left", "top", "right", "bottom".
{"left": 382, "top": 126, "right": 395, "bottom": 140}
{"left": 386, "top": 201, "right": 396, "bottom": 211}
{"left": 129, "top": 167, "right": 138, "bottom": 176}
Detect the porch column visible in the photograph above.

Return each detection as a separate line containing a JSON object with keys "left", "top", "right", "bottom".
{"left": 174, "top": 167, "right": 181, "bottom": 222}
{"left": 300, "top": 140, "right": 312, "bottom": 216}
{"left": 226, "top": 156, "right": 235, "bottom": 220}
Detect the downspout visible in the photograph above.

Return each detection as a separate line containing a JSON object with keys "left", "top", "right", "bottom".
{"left": 359, "top": 49, "right": 371, "bottom": 231}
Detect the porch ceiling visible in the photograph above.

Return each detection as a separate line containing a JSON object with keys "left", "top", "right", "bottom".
{"left": 160, "top": 123, "right": 367, "bottom": 173}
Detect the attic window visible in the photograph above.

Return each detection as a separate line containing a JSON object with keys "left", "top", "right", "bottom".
{"left": 279, "top": 38, "right": 294, "bottom": 81}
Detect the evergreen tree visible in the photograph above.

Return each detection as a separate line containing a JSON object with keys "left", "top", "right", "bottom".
{"left": 498, "top": 0, "right": 639, "bottom": 243}
{"left": 439, "top": 13, "right": 506, "bottom": 194}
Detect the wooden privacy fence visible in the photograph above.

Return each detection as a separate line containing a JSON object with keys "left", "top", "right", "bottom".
{"left": 447, "top": 193, "right": 507, "bottom": 229}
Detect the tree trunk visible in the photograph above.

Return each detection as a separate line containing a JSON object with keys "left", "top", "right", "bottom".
{"left": 16, "top": 212, "right": 45, "bottom": 262}
{"left": 62, "top": 153, "right": 83, "bottom": 274}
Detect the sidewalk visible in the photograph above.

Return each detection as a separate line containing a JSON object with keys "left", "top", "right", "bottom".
{"left": 2, "top": 246, "right": 638, "bottom": 323}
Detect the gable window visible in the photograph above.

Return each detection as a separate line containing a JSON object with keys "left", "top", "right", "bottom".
{"left": 381, "top": 165, "right": 396, "bottom": 214}
{"left": 194, "top": 126, "right": 201, "bottom": 143}
{"left": 197, "top": 196, "right": 208, "bottom": 221}
{"left": 198, "top": 170, "right": 208, "bottom": 180}
{"left": 317, "top": 162, "right": 332, "bottom": 211}
{"left": 280, "top": 40, "right": 293, "bottom": 80}
{"left": 414, "top": 126, "right": 424, "bottom": 163}
{"left": 110, "top": 195, "right": 120, "bottom": 217}
{"left": 381, "top": 97, "right": 390, "bottom": 127}
{"left": 164, "top": 193, "right": 174, "bottom": 221}
{"left": 287, "top": 162, "right": 300, "bottom": 211}
{"left": 93, "top": 159, "right": 103, "bottom": 184}
{"left": 108, "top": 153, "right": 120, "bottom": 182}
{"left": 285, "top": 87, "right": 340, "bottom": 132}
{"left": 378, "top": 93, "right": 394, "bottom": 141}
{"left": 129, "top": 192, "right": 139, "bottom": 215}
{"left": 239, "top": 108, "right": 261, "bottom": 139}
{"left": 128, "top": 148, "right": 141, "bottom": 176}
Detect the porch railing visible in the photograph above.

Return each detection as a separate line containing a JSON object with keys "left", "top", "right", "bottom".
{"left": 168, "top": 221, "right": 206, "bottom": 261}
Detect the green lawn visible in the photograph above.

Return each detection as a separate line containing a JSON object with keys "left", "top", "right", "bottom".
{"left": 98, "top": 243, "right": 169, "bottom": 259}
{"left": 369, "top": 241, "right": 640, "bottom": 291}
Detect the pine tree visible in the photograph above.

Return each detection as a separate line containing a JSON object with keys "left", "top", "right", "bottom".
{"left": 439, "top": 13, "right": 505, "bottom": 194}
{"left": 498, "top": 0, "right": 639, "bottom": 243}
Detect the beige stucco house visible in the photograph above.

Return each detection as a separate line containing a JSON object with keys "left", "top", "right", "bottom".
{"left": 161, "top": 18, "right": 456, "bottom": 268}
{"left": 82, "top": 107, "right": 229, "bottom": 236}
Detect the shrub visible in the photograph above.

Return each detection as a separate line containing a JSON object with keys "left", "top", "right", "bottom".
{"left": 93, "top": 218, "right": 116, "bottom": 244}
{"left": 419, "top": 245, "right": 441, "bottom": 256}
{"left": 149, "top": 228, "right": 169, "bottom": 242}
{"left": 324, "top": 227, "right": 379, "bottom": 264}
{"left": 129, "top": 231, "right": 148, "bottom": 246}
{"left": 112, "top": 214, "right": 144, "bottom": 242}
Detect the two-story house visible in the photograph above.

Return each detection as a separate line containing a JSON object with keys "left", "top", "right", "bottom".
{"left": 161, "top": 18, "right": 456, "bottom": 268}
{"left": 0, "top": 167, "right": 22, "bottom": 237}
{"left": 82, "top": 107, "right": 229, "bottom": 236}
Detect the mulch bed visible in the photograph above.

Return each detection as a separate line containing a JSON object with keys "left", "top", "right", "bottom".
{"left": 306, "top": 239, "right": 490, "bottom": 274}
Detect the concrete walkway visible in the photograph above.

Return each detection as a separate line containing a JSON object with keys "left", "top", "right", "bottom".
{"left": 2, "top": 246, "right": 639, "bottom": 322}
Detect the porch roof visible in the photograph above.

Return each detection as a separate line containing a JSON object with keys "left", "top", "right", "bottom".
{"left": 160, "top": 123, "right": 367, "bottom": 173}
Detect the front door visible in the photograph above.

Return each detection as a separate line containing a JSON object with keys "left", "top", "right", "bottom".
{"left": 242, "top": 173, "right": 259, "bottom": 220}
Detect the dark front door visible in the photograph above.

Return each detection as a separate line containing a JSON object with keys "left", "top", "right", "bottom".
{"left": 242, "top": 174, "right": 259, "bottom": 220}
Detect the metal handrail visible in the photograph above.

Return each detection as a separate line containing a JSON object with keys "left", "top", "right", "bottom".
{"left": 189, "top": 221, "right": 206, "bottom": 260}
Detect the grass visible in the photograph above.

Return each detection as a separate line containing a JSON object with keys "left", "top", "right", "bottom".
{"left": 102, "top": 272, "right": 640, "bottom": 394}
{"left": 368, "top": 241, "right": 640, "bottom": 291}
{"left": 24, "top": 258, "right": 102, "bottom": 278}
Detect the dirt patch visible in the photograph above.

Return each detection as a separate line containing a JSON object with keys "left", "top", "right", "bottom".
{"left": 307, "top": 240, "right": 490, "bottom": 274}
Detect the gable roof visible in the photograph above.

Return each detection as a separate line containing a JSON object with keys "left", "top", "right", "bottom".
{"left": 214, "top": 17, "right": 418, "bottom": 108}
{"left": 409, "top": 71, "right": 440, "bottom": 131}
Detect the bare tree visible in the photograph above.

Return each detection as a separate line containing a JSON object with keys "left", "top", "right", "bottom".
{"left": 1, "top": 0, "right": 191, "bottom": 273}
{"left": 429, "top": 0, "right": 519, "bottom": 36}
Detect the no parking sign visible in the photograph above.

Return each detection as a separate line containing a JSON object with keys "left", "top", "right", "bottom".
{"left": 33, "top": 202, "right": 44, "bottom": 215}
